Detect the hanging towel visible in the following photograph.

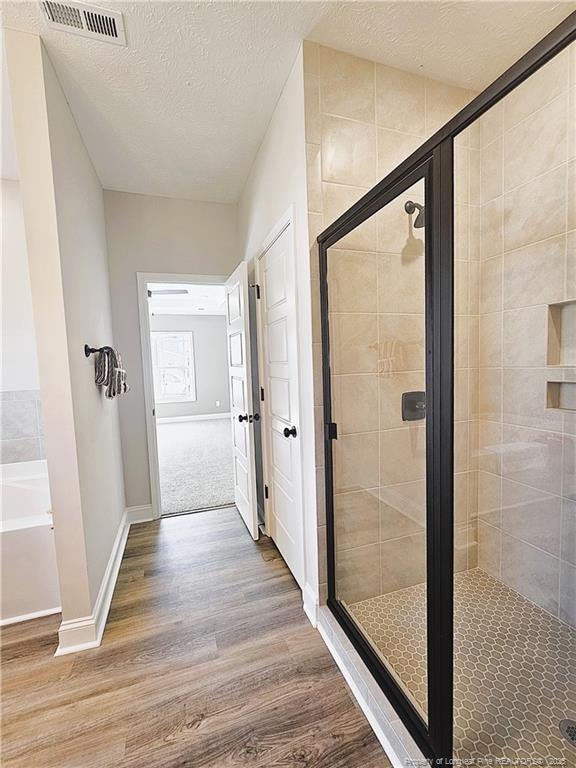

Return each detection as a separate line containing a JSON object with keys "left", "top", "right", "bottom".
{"left": 94, "top": 346, "right": 130, "bottom": 399}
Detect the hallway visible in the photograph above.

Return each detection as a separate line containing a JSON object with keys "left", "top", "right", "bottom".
{"left": 1, "top": 509, "right": 388, "bottom": 768}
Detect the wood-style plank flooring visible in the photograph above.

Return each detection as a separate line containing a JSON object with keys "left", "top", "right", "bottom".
{"left": 1, "top": 508, "right": 388, "bottom": 768}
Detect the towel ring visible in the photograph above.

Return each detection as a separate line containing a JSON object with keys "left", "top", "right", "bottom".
{"left": 84, "top": 344, "right": 113, "bottom": 358}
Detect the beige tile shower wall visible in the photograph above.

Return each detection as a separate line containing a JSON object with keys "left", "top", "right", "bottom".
{"left": 304, "top": 42, "right": 478, "bottom": 604}
{"left": 473, "top": 42, "right": 576, "bottom": 628}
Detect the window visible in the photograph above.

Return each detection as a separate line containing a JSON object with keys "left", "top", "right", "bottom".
{"left": 151, "top": 331, "right": 196, "bottom": 403}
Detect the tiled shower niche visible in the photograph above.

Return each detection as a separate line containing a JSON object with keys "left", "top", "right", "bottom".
{"left": 547, "top": 380, "right": 576, "bottom": 410}
{"left": 548, "top": 300, "right": 576, "bottom": 366}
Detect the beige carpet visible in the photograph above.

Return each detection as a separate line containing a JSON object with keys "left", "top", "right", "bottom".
{"left": 156, "top": 418, "right": 234, "bottom": 514}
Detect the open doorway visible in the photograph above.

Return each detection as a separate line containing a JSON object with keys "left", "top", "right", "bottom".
{"left": 137, "top": 264, "right": 278, "bottom": 545}
{"left": 147, "top": 280, "right": 234, "bottom": 516}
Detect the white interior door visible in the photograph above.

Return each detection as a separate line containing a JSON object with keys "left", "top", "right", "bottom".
{"left": 226, "top": 261, "right": 259, "bottom": 540}
{"left": 257, "top": 219, "right": 304, "bottom": 587}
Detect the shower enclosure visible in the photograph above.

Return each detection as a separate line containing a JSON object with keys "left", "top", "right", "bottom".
{"left": 318, "top": 14, "right": 576, "bottom": 762}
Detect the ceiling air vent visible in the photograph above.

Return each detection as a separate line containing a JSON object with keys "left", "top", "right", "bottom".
{"left": 40, "top": 1, "right": 126, "bottom": 46}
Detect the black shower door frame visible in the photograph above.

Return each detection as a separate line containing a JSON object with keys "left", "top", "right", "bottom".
{"left": 319, "top": 142, "right": 453, "bottom": 762}
{"left": 317, "top": 12, "right": 576, "bottom": 763}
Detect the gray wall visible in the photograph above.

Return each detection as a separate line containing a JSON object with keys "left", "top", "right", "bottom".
{"left": 104, "top": 190, "right": 238, "bottom": 508}
{"left": 6, "top": 32, "right": 125, "bottom": 622}
{"left": 42, "top": 46, "right": 126, "bottom": 606}
{"left": 150, "top": 314, "right": 230, "bottom": 419}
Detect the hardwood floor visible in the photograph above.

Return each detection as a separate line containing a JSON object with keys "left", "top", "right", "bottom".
{"left": 1, "top": 508, "right": 389, "bottom": 767}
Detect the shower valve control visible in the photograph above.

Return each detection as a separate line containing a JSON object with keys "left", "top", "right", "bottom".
{"left": 402, "top": 391, "right": 426, "bottom": 422}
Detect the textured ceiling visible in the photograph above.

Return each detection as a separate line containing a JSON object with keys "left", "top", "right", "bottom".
{"left": 1, "top": 1, "right": 328, "bottom": 201}
{"left": 2, "top": 1, "right": 574, "bottom": 202}
{"left": 309, "top": 2, "right": 576, "bottom": 91}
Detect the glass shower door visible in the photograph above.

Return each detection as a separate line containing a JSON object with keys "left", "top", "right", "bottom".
{"left": 328, "top": 175, "right": 429, "bottom": 719}
{"left": 321, "top": 154, "right": 454, "bottom": 760}
{"left": 319, "top": 15, "right": 576, "bottom": 765}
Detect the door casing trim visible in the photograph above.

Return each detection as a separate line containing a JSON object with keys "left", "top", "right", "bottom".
{"left": 136, "top": 271, "right": 228, "bottom": 520}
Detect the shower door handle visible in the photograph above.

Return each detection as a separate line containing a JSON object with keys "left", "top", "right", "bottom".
{"left": 402, "top": 391, "right": 426, "bottom": 421}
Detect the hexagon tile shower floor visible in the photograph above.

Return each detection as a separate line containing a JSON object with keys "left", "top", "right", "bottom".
{"left": 351, "top": 569, "right": 576, "bottom": 761}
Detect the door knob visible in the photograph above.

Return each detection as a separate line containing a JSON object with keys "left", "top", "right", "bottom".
{"left": 238, "top": 413, "right": 249, "bottom": 422}
{"left": 249, "top": 414, "right": 260, "bottom": 423}
{"left": 283, "top": 426, "right": 297, "bottom": 438}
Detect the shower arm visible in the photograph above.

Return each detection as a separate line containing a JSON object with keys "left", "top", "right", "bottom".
{"left": 404, "top": 200, "right": 426, "bottom": 228}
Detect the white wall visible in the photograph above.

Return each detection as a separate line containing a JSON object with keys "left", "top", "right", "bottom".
{"left": 5, "top": 31, "right": 125, "bottom": 643}
{"left": 150, "top": 313, "right": 230, "bottom": 419}
{"left": 237, "top": 47, "right": 319, "bottom": 606}
{"left": 104, "top": 190, "right": 239, "bottom": 508}
{"left": 1, "top": 178, "right": 39, "bottom": 392}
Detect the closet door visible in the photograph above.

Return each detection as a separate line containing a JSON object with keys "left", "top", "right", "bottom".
{"left": 256, "top": 219, "right": 305, "bottom": 588}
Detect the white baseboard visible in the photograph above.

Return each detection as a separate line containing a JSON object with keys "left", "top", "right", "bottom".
{"left": 317, "top": 621, "right": 405, "bottom": 768}
{"left": 55, "top": 504, "right": 158, "bottom": 655}
{"left": 55, "top": 509, "right": 130, "bottom": 656}
{"left": 302, "top": 583, "right": 318, "bottom": 627}
{"left": 0, "top": 606, "right": 61, "bottom": 627}
{"left": 156, "top": 413, "right": 231, "bottom": 424}
{"left": 10, "top": 506, "right": 154, "bottom": 650}
{"left": 126, "top": 504, "right": 155, "bottom": 525}
{"left": 54, "top": 617, "right": 101, "bottom": 656}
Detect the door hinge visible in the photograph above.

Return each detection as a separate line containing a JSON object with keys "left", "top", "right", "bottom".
{"left": 147, "top": 289, "right": 152, "bottom": 298}
{"left": 250, "top": 283, "right": 261, "bottom": 299}
{"left": 152, "top": 407, "right": 155, "bottom": 417}
{"left": 260, "top": 387, "right": 265, "bottom": 401}
{"left": 264, "top": 484, "right": 269, "bottom": 499}
{"left": 327, "top": 422, "right": 338, "bottom": 440}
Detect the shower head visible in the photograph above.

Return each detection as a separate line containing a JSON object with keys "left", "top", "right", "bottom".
{"left": 405, "top": 200, "right": 425, "bottom": 228}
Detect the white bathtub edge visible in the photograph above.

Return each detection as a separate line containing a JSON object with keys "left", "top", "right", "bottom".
{"left": 0, "top": 605, "right": 61, "bottom": 627}
{"left": 56, "top": 509, "right": 130, "bottom": 656}
{"left": 1, "top": 514, "right": 53, "bottom": 533}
